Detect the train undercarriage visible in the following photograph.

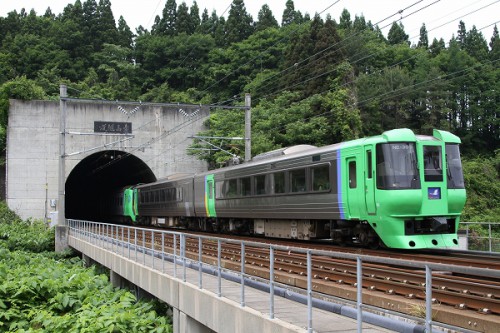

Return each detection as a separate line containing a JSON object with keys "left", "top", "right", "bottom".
{"left": 146, "top": 216, "right": 383, "bottom": 248}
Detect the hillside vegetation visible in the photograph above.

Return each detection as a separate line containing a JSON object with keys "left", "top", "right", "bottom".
{"left": 0, "top": 202, "right": 172, "bottom": 332}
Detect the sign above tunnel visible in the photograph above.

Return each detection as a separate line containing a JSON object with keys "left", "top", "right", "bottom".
{"left": 94, "top": 121, "right": 132, "bottom": 134}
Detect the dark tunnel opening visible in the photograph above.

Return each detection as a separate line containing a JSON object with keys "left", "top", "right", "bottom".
{"left": 66, "top": 150, "right": 156, "bottom": 221}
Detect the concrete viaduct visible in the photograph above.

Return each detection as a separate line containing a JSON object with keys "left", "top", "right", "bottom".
{"left": 6, "top": 97, "right": 209, "bottom": 222}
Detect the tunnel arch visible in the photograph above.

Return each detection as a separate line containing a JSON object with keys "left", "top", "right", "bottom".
{"left": 65, "top": 150, "right": 156, "bottom": 221}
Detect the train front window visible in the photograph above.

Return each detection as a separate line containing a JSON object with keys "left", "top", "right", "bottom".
{"left": 423, "top": 145, "right": 443, "bottom": 182}
{"left": 446, "top": 144, "right": 465, "bottom": 189}
{"left": 376, "top": 143, "right": 420, "bottom": 190}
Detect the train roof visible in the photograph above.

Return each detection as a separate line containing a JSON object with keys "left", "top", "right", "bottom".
{"left": 137, "top": 128, "right": 460, "bottom": 183}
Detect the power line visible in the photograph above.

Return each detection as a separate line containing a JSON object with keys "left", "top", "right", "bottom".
{"left": 252, "top": 0, "right": 496, "bottom": 106}
{"left": 201, "top": 1, "right": 344, "bottom": 101}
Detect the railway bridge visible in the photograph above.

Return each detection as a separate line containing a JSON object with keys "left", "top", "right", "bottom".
{"left": 6, "top": 96, "right": 208, "bottom": 222}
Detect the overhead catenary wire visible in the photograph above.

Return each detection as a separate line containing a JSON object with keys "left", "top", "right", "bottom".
{"left": 261, "top": 57, "right": 500, "bottom": 139}
{"left": 201, "top": 0, "right": 343, "bottom": 102}
{"left": 227, "top": 0, "right": 442, "bottom": 107}
{"left": 251, "top": 0, "right": 498, "bottom": 106}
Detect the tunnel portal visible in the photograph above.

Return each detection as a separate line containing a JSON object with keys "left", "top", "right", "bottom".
{"left": 65, "top": 150, "right": 156, "bottom": 221}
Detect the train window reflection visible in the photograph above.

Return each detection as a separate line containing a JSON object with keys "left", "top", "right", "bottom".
{"left": 376, "top": 143, "right": 420, "bottom": 189}
{"left": 423, "top": 145, "right": 443, "bottom": 182}
{"left": 255, "top": 175, "right": 266, "bottom": 195}
{"left": 312, "top": 165, "right": 330, "bottom": 191}
{"left": 290, "top": 169, "right": 306, "bottom": 192}
{"left": 241, "top": 177, "right": 251, "bottom": 196}
{"left": 226, "top": 179, "right": 238, "bottom": 197}
{"left": 274, "top": 172, "right": 285, "bottom": 194}
{"left": 348, "top": 161, "right": 357, "bottom": 188}
{"left": 445, "top": 144, "right": 465, "bottom": 189}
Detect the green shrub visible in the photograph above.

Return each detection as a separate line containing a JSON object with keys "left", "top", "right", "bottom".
{"left": 0, "top": 251, "right": 171, "bottom": 332}
{"left": 0, "top": 203, "right": 55, "bottom": 252}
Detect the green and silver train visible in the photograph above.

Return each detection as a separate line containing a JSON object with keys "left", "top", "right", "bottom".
{"left": 110, "top": 128, "right": 466, "bottom": 249}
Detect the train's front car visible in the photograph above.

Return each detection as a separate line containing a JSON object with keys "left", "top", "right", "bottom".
{"left": 373, "top": 129, "right": 466, "bottom": 249}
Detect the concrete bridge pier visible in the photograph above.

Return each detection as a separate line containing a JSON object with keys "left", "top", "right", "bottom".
{"left": 175, "top": 309, "right": 215, "bottom": 333}
{"left": 55, "top": 225, "right": 69, "bottom": 252}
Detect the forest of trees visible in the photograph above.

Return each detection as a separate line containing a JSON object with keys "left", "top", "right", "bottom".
{"left": 0, "top": 0, "right": 498, "bottom": 219}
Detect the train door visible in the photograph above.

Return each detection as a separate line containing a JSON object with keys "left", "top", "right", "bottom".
{"left": 346, "top": 157, "right": 361, "bottom": 218}
{"left": 364, "top": 146, "right": 377, "bottom": 215}
{"left": 205, "top": 174, "right": 217, "bottom": 217}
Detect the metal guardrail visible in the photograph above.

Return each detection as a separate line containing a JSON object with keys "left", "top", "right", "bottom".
{"left": 461, "top": 222, "right": 500, "bottom": 253}
{"left": 67, "top": 219, "right": 496, "bottom": 333}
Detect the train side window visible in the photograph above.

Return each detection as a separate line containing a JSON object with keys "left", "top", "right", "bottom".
{"left": 274, "top": 172, "right": 286, "bottom": 194}
{"left": 312, "top": 165, "right": 330, "bottom": 191}
{"left": 349, "top": 161, "right": 357, "bottom": 188}
{"left": 290, "top": 168, "right": 306, "bottom": 192}
{"left": 215, "top": 181, "right": 224, "bottom": 199}
{"left": 366, "top": 150, "right": 373, "bottom": 179}
{"left": 255, "top": 175, "right": 266, "bottom": 195}
{"left": 226, "top": 179, "right": 238, "bottom": 198}
{"left": 241, "top": 177, "right": 251, "bottom": 196}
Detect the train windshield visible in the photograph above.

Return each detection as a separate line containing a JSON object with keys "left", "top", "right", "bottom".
{"left": 376, "top": 143, "right": 420, "bottom": 190}
{"left": 445, "top": 144, "right": 465, "bottom": 189}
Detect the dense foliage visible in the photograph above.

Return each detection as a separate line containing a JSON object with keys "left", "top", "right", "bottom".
{"left": 0, "top": 202, "right": 172, "bottom": 332}
{"left": 0, "top": 0, "right": 498, "bottom": 220}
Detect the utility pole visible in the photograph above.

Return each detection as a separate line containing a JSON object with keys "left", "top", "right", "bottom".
{"left": 245, "top": 93, "right": 251, "bottom": 162}
{"left": 56, "top": 84, "right": 68, "bottom": 252}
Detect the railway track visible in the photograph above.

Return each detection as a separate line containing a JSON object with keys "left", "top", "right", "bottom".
{"left": 102, "top": 226, "right": 500, "bottom": 332}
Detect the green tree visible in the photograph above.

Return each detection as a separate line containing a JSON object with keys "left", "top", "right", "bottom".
{"left": 282, "top": 0, "right": 297, "bottom": 26}
{"left": 387, "top": 22, "right": 409, "bottom": 45}
{"left": 464, "top": 25, "right": 488, "bottom": 61}
{"left": 429, "top": 37, "right": 445, "bottom": 56}
{"left": 256, "top": 4, "right": 278, "bottom": 32}
{"left": 176, "top": 2, "right": 192, "bottom": 34}
{"left": 456, "top": 20, "right": 467, "bottom": 48}
{"left": 489, "top": 25, "right": 500, "bottom": 60}
{"left": 158, "top": 0, "right": 177, "bottom": 35}
{"left": 189, "top": 1, "right": 201, "bottom": 34}
{"left": 338, "top": 8, "right": 352, "bottom": 30}
{"left": 117, "top": 16, "right": 134, "bottom": 48}
{"left": 226, "top": 0, "right": 254, "bottom": 44}
{"left": 96, "top": 0, "right": 118, "bottom": 48}
{"left": 418, "top": 23, "right": 428, "bottom": 49}
{"left": 352, "top": 14, "right": 367, "bottom": 31}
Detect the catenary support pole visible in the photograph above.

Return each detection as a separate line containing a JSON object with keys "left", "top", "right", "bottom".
{"left": 245, "top": 93, "right": 251, "bottom": 162}
{"left": 55, "top": 84, "right": 68, "bottom": 252}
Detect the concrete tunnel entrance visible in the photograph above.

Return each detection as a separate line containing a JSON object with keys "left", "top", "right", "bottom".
{"left": 65, "top": 150, "right": 156, "bottom": 221}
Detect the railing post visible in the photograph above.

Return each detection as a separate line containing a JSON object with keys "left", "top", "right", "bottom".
{"left": 426, "top": 265, "right": 432, "bottom": 333}
{"left": 241, "top": 242, "right": 245, "bottom": 307}
{"left": 128, "top": 227, "right": 131, "bottom": 259}
{"left": 466, "top": 223, "right": 469, "bottom": 250}
{"left": 121, "top": 226, "right": 124, "bottom": 255}
{"left": 489, "top": 223, "right": 492, "bottom": 253}
{"left": 162, "top": 232, "right": 165, "bottom": 272}
{"left": 134, "top": 229, "right": 137, "bottom": 261}
{"left": 198, "top": 237, "right": 203, "bottom": 289}
{"left": 307, "top": 250, "right": 312, "bottom": 333}
{"left": 152, "top": 230, "right": 155, "bottom": 270}
{"left": 182, "top": 234, "right": 186, "bottom": 282}
{"left": 173, "top": 234, "right": 177, "bottom": 278}
{"left": 142, "top": 229, "right": 146, "bottom": 265}
{"left": 217, "top": 239, "right": 222, "bottom": 297}
{"left": 269, "top": 246, "right": 275, "bottom": 319}
{"left": 357, "top": 257, "right": 363, "bottom": 333}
